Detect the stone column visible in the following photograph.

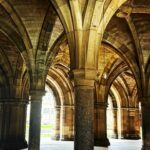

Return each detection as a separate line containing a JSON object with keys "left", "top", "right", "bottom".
{"left": 94, "top": 102, "right": 110, "bottom": 147}
{"left": 0, "top": 99, "right": 28, "bottom": 149}
{"left": 28, "top": 90, "right": 45, "bottom": 150}
{"left": 121, "top": 107, "right": 140, "bottom": 139}
{"left": 74, "top": 79, "right": 94, "bottom": 150}
{"left": 120, "top": 107, "right": 129, "bottom": 139}
{"left": 141, "top": 97, "right": 150, "bottom": 150}
{"left": 127, "top": 108, "right": 140, "bottom": 139}
{"left": 113, "top": 108, "right": 118, "bottom": 139}
{"left": 51, "top": 106, "right": 61, "bottom": 140}
{"left": 60, "top": 105, "right": 74, "bottom": 141}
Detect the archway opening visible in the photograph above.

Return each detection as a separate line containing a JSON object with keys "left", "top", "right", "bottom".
{"left": 107, "top": 83, "right": 142, "bottom": 141}
{"left": 107, "top": 95, "right": 118, "bottom": 139}
{"left": 25, "top": 85, "right": 57, "bottom": 143}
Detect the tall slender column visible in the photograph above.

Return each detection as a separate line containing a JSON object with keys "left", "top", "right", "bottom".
{"left": 52, "top": 106, "right": 61, "bottom": 140}
{"left": 94, "top": 102, "right": 110, "bottom": 147}
{"left": 141, "top": 97, "right": 150, "bottom": 150}
{"left": 113, "top": 108, "right": 118, "bottom": 139}
{"left": 127, "top": 108, "right": 140, "bottom": 139}
{"left": 60, "top": 105, "right": 74, "bottom": 141}
{"left": 120, "top": 107, "right": 129, "bottom": 138}
{"left": 120, "top": 107, "right": 140, "bottom": 139}
{"left": 74, "top": 79, "right": 94, "bottom": 150}
{"left": 0, "top": 99, "right": 28, "bottom": 149}
{"left": 28, "top": 90, "right": 45, "bottom": 150}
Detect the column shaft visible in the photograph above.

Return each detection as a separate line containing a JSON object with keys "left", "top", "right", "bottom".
{"left": 60, "top": 105, "right": 74, "bottom": 141}
{"left": 120, "top": 108, "right": 129, "bottom": 138}
{"left": 52, "top": 106, "right": 61, "bottom": 140}
{"left": 74, "top": 81, "right": 94, "bottom": 150}
{"left": 113, "top": 108, "right": 118, "bottom": 139}
{"left": 127, "top": 109, "right": 140, "bottom": 139}
{"left": 94, "top": 102, "right": 110, "bottom": 146}
{"left": 0, "top": 100, "right": 27, "bottom": 150}
{"left": 28, "top": 91, "right": 45, "bottom": 150}
{"left": 141, "top": 97, "right": 150, "bottom": 150}
{"left": 120, "top": 107, "right": 140, "bottom": 139}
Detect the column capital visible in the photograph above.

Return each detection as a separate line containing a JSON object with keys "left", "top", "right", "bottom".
{"left": 72, "top": 69, "right": 97, "bottom": 80}
{"left": 120, "top": 107, "right": 139, "bottom": 110}
{"left": 55, "top": 105, "right": 74, "bottom": 109}
{"left": 29, "top": 89, "right": 46, "bottom": 96}
{"left": 61, "top": 105, "right": 74, "bottom": 108}
{"left": 29, "top": 90, "right": 46, "bottom": 102}
{"left": 0, "top": 98, "right": 28, "bottom": 105}
{"left": 74, "top": 79, "right": 95, "bottom": 87}
{"left": 70, "top": 69, "right": 98, "bottom": 87}
{"left": 55, "top": 105, "right": 61, "bottom": 109}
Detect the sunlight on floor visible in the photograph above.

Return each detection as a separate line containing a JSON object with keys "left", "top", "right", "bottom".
{"left": 23, "top": 139, "right": 142, "bottom": 150}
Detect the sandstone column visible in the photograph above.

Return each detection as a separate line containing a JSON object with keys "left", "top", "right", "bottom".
{"left": 60, "top": 105, "right": 74, "bottom": 141}
{"left": 94, "top": 102, "right": 110, "bottom": 146}
{"left": 120, "top": 107, "right": 129, "bottom": 138}
{"left": 127, "top": 108, "right": 140, "bottom": 139}
{"left": 141, "top": 97, "right": 150, "bottom": 150}
{"left": 121, "top": 107, "right": 140, "bottom": 139}
{"left": 0, "top": 99, "right": 28, "bottom": 149}
{"left": 74, "top": 79, "right": 94, "bottom": 150}
{"left": 113, "top": 108, "right": 118, "bottom": 139}
{"left": 28, "top": 90, "right": 45, "bottom": 150}
{"left": 52, "top": 106, "right": 61, "bottom": 140}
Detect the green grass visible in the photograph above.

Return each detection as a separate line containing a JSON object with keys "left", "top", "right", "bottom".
{"left": 41, "top": 124, "right": 54, "bottom": 129}
{"left": 41, "top": 134, "right": 52, "bottom": 138}
{"left": 25, "top": 124, "right": 54, "bottom": 139}
{"left": 26, "top": 124, "right": 54, "bottom": 129}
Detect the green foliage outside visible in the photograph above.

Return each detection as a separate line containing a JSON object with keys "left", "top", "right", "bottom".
{"left": 26, "top": 123, "right": 54, "bottom": 138}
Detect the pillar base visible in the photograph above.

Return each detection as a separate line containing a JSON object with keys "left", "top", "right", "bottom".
{"left": 0, "top": 139, "right": 28, "bottom": 150}
{"left": 94, "top": 138, "right": 110, "bottom": 147}
{"left": 51, "top": 135, "right": 60, "bottom": 141}
{"left": 122, "top": 134, "right": 141, "bottom": 140}
{"left": 141, "top": 145, "right": 150, "bottom": 150}
{"left": 60, "top": 136, "right": 74, "bottom": 141}
{"left": 110, "top": 134, "right": 118, "bottom": 139}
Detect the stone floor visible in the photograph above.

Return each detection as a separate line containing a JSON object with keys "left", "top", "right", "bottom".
{"left": 24, "top": 139, "right": 142, "bottom": 150}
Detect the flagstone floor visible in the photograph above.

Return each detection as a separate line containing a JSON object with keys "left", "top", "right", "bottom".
{"left": 23, "top": 139, "right": 142, "bottom": 150}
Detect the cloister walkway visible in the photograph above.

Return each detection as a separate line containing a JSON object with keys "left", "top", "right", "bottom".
{"left": 24, "top": 139, "right": 142, "bottom": 150}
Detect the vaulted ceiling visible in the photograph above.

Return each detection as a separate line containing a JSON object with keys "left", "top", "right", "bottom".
{"left": 0, "top": 0, "right": 149, "bottom": 100}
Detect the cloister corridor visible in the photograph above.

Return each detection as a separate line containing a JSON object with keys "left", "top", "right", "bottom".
{"left": 0, "top": 0, "right": 150, "bottom": 150}
{"left": 23, "top": 139, "right": 142, "bottom": 150}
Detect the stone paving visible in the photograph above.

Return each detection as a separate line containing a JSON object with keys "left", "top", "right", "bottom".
{"left": 24, "top": 139, "right": 142, "bottom": 150}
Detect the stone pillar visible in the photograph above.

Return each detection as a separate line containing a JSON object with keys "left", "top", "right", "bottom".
{"left": 28, "top": 90, "right": 45, "bottom": 150}
{"left": 60, "top": 105, "right": 74, "bottom": 141}
{"left": 94, "top": 102, "right": 110, "bottom": 147}
{"left": 0, "top": 99, "right": 28, "bottom": 149}
{"left": 127, "top": 108, "right": 140, "bottom": 139}
{"left": 120, "top": 107, "right": 129, "bottom": 139}
{"left": 141, "top": 97, "right": 150, "bottom": 150}
{"left": 113, "top": 108, "right": 118, "bottom": 139}
{"left": 51, "top": 106, "right": 61, "bottom": 140}
{"left": 74, "top": 79, "right": 94, "bottom": 150}
{"left": 121, "top": 107, "right": 140, "bottom": 139}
